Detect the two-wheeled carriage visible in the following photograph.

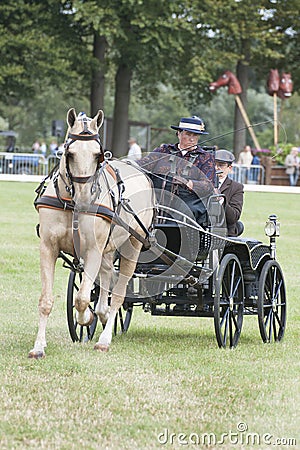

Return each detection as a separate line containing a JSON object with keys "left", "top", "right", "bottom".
{"left": 30, "top": 108, "right": 286, "bottom": 357}
{"left": 65, "top": 193, "right": 286, "bottom": 349}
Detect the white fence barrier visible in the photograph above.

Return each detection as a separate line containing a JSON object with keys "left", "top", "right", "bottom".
{"left": 0, "top": 152, "right": 266, "bottom": 186}
{"left": 0, "top": 152, "right": 50, "bottom": 176}
{"left": 230, "top": 164, "right": 265, "bottom": 185}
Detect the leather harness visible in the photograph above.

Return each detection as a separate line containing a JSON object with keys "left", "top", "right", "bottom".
{"left": 34, "top": 121, "right": 152, "bottom": 264}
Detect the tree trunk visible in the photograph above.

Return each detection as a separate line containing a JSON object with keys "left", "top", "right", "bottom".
{"left": 233, "top": 61, "right": 249, "bottom": 155}
{"left": 90, "top": 33, "right": 107, "bottom": 117}
{"left": 111, "top": 63, "right": 132, "bottom": 158}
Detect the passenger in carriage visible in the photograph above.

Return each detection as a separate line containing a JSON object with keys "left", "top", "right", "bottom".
{"left": 137, "top": 116, "right": 215, "bottom": 225}
{"left": 215, "top": 149, "right": 244, "bottom": 237}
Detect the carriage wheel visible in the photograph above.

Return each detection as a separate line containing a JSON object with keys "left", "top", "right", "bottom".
{"left": 257, "top": 260, "right": 286, "bottom": 343}
{"left": 66, "top": 271, "right": 99, "bottom": 343}
{"left": 113, "top": 305, "right": 133, "bottom": 336}
{"left": 214, "top": 254, "right": 244, "bottom": 348}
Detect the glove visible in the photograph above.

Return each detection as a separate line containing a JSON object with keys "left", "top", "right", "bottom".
{"left": 171, "top": 175, "right": 188, "bottom": 186}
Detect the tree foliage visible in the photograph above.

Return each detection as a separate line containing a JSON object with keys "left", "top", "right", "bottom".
{"left": 0, "top": 0, "right": 299, "bottom": 154}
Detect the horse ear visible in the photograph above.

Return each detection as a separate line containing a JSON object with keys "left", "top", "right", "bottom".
{"left": 93, "top": 110, "right": 104, "bottom": 130}
{"left": 67, "top": 108, "right": 77, "bottom": 128}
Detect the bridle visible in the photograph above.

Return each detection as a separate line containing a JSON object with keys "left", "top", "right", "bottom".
{"left": 61, "top": 116, "right": 105, "bottom": 199}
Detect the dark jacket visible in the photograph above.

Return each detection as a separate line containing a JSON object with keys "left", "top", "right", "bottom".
{"left": 219, "top": 176, "right": 244, "bottom": 236}
{"left": 138, "top": 144, "right": 215, "bottom": 224}
{"left": 138, "top": 144, "right": 215, "bottom": 195}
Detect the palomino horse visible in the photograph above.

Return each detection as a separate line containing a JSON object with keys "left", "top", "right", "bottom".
{"left": 29, "top": 109, "right": 154, "bottom": 357}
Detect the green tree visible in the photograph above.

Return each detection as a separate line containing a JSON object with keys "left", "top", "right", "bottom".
{"left": 172, "top": 0, "right": 300, "bottom": 154}
{"left": 0, "top": 0, "right": 92, "bottom": 128}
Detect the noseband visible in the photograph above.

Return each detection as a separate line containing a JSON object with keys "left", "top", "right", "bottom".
{"left": 63, "top": 116, "right": 105, "bottom": 197}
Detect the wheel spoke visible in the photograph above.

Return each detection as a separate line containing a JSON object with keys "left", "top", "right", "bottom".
{"left": 231, "top": 276, "right": 242, "bottom": 299}
{"left": 229, "top": 261, "right": 236, "bottom": 295}
{"left": 264, "top": 307, "right": 272, "bottom": 328}
{"left": 79, "top": 326, "right": 84, "bottom": 341}
{"left": 231, "top": 309, "right": 240, "bottom": 333}
{"left": 119, "top": 309, "right": 124, "bottom": 331}
{"left": 274, "top": 310, "right": 284, "bottom": 330}
{"left": 273, "top": 315, "right": 278, "bottom": 341}
{"left": 220, "top": 307, "right": 229, "bottom": 329}
{"left": 271, "top": 266, "right": 277, "bottom": 299}
{"left": 222, "top": 311, "right": 229, "bottom": 346}
{"left": 268, "top": 310, "right": 273, "bottom": 342}
{"left": 273, "top": 279, "right": 283, "bottom": 302}
{"left": 229, "top": 312, "right": 233, "bottom": 347}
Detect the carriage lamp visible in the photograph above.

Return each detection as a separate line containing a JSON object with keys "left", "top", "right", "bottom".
{"left": 264, "top": 214, "right": 280, "bottom": 237}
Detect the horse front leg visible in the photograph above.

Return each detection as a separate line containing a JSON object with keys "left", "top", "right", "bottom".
{"left": 28, "top": 242, "right": 57, "bottom": 359}
{"left": 75, "top": 249, "right": 101, "bottom": 326}
{"left": 94, "top": 271, "right": 130, "bottom": 352}
{"left": 94, "top": 252, "right": 116, "bottom": 326}
{"left": 94, "top": 240, "right": 141, "bottom": 352}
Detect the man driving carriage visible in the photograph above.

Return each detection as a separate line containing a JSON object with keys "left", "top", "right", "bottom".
{"left": 137, "top": 116, "right": 216, "bottom": 225}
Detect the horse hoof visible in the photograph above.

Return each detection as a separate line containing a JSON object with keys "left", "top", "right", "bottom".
{"left": 94, "top": 343, "right": 109, "bottom": 352}
{"left": 86, "top": 309, "right": 95, "bottom": 326}
{"left": 28, "top": 350, "right": 45, "bottom": 359}
{"left": 76, "top": 309, "right": 94, "bottom": 326}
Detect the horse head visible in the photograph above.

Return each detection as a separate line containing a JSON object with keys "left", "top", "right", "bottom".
{"left": 267, "top": 69, "right": 280, "bottom": 96}
{"left": 278, "top": 72, "right": 293, "bottom": 100}
{"left": 209, "top": 70, "right": 242, "bottom": 95}
{"left": 62, "top": 108, "right": 105, "bottom": 208}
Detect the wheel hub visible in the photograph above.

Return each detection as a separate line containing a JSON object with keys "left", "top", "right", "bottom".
{"left": 229, "top": 296, "right": 234, "bottom": 311}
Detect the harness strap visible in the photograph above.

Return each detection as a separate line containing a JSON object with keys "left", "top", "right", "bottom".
{"left": 73, "top": 209, "right": 81, "bottom": 262}
{"left": 112, "top": 215, "right": 151, "bottom": 249}
{"left": 35, "top": 195, "right": 150, "bottom": 248}
{"left": 35, "top": 195, "right": 114, "bottom": 220}
{"left": 68, "top": 133, "right": 101, "bottom": 141}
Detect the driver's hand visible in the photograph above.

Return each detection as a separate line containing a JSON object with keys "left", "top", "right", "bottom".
{"left": 172, "top": 175, "right": 188, "bottom": 186}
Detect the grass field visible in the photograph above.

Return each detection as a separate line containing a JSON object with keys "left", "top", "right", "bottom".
{"left": 0, "top": 181, "right": 299, "bottom": 450}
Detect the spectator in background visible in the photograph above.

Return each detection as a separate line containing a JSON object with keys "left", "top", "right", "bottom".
{"left": 32, "top": 140, "right": 40, "bottom": 153}
{"left": 40, "top": 141, "right": 47, "bottom": 156}
{"left": 127, "top": 137, "right": 142, "bottom": 160}
{"left": 285, "top": 147, "right": 300, "bottom": 186}
{"left": 49, "top": 140, "right": 58, "bottom": 155}
{"left": 249, "top": 149, "right": 260, "bottom": 183}
{"left": 237, "top": 144, "right": 253, "bottom": 183}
